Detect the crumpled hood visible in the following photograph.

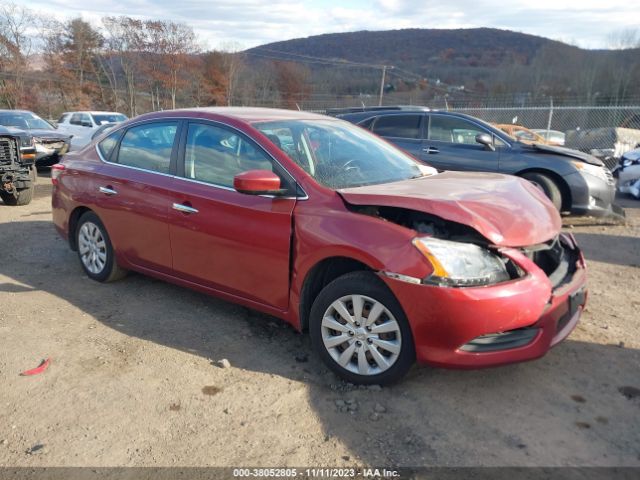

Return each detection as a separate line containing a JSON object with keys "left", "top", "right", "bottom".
{"left": 0, "top": 125, "right": 28, "bottom": 136}
{"left": 527, "top": 143, "right": 604, "bottom": 166}
{"left": 29, "top": 129, "right": 72, "bottom": 141}
{"left": 338, "top": 171, "right": 561, "bottom": 247}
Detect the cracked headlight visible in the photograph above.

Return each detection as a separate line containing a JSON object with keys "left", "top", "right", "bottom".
{"left": 413, "top": 237, "right": 510, "bottom": 287}
{"left": 572, "top": 161, "right": 609, "bottom": 183}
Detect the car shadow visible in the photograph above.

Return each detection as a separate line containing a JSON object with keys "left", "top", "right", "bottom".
{"left": 572, "top": 232, "right": 640, "bottom": 267}
{"left": 3, "top": 219, "right": 640, "bottom": 466}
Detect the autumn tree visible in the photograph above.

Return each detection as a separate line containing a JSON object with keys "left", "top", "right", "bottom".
{"left": 274, "top": 61, "right": 312, "bottom": 109}
{"left": 0, "top": 3, "right": 34, "bottom": 108}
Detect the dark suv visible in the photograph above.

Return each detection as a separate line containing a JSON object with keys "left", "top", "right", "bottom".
{"left": 0, "top": 110, "right": 71, "bottom": 167}
{"left": 338, "top": 109, "right": 621, "bottom": 218}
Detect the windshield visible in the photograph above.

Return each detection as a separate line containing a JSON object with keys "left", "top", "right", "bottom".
{"left": 91, "top": 113, "right": 127, "bottom": 125}
{"left": 0, "top": 112, "right": 54, "bottom": 130}
{"left": 254, "top": 119, "right": 424, "bottom": 189}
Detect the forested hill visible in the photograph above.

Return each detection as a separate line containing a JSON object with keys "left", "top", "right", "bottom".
{"left": 248, "top": 28, "right": 568, "bottom": 70}
{"left": 246, "top": 27, "right": 640, "bottom": 99}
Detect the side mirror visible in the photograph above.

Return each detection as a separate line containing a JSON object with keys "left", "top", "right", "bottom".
{"left": 234, "top": 170, "right": 282, "bottom": 195}
{"left": 81, "top": 121, "right": 93, "bottom": 128}
{"left": 475, "top": 133, "right": 495, "bottom": 151}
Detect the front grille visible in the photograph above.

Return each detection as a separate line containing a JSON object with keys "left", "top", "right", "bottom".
{"left": 460, "top": 327, "right": 539, "bottom": 352}
{"left": 521, "top": 236, "right": 578, "bottom": 289}
{"left": 604, "top": 167, "right": 615, "bottom": 186}
{"left": 0, "top": 136, "right": 18, "bottom": 166}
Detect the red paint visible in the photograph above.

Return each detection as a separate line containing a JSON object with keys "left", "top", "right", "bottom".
{"left": 52, "top": 108, "right": 587, "bottom": 370}
{"left": 233, "top": 170, "right": 281, "bottom": 194}
{"left": 20, "top": 358, "right": 51, "bottom": 376}
{"left": 339, "top": 171, "right": 561, "bottom": 248}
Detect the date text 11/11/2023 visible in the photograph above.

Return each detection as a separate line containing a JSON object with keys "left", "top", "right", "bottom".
{"left": 232, "top": 468, "right": 400, "bottom": 478}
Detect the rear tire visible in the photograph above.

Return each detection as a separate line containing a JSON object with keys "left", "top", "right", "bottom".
{"left": 76, "top": 211, "right": 127, "bottom": 282}
{"left": 521, "top": 172, "right": 562, "bottom": 211}
{"left": 309, "top": 271, "right": 415, "bottom": 385}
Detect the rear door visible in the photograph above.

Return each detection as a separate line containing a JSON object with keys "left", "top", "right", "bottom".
{"left": 370, "top": 113, "right": 425, "bottom": 160}
{"left": 422, "top": 114, "right": 501, "bottom": 172}
{"left": 92, "top": 120, "right": 180, "bottom": 274}
{"left": 168, "top": 120, "right": 297, "bottom": 310}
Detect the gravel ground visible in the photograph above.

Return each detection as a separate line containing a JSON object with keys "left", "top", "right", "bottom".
{"left": 0, "top": 175, "right": 639, "bottom": 468}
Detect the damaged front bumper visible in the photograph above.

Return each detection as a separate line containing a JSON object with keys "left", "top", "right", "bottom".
{"left": 34, "top": 140, "right": 69, "bottom": 167}
{"left": 380, "top": 233, "right": 587, "bottom": 369}
{"left": 565, "top": 170, "right": 625, "bottom": 221}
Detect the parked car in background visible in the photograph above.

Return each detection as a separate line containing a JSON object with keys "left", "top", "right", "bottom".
{"left": 495, "top": 124, "right": 552, "bottom": 145}
{"left": 52, "top": 107, "right": 587, "bottom": 384}
{"left": 57, "top": 111, "right": 127, "bottom": 150}
{"left": 338, "top": 109, "right": 622, "bottom": 219}
{"left": 531, "top": 129, "right": 566, "bottom": 146}
{"left": 90, "top": 122, "right": 118, "bottom": 142}
{"left": 615, "top": 148, "right": 640, "bottom": 199}
{"left": 0, "top": 110, "right": 71, "bottom": 167}
{"left": 0, "top": 126, "right": 37, "bottom": 205}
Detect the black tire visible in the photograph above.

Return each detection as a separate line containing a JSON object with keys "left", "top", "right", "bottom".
{"left": 309, "top": 271, "right": 415, "bottom": 385}
{"left": 521, "top": 172, "right": 562, "bottom": 211}
{"left": 0, "top": 167, "right": 35, "bottom": 206}
{"left": 76, "top": 211, "right": 127, "bottom": 282}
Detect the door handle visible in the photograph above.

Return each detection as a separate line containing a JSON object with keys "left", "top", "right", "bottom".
{"left": 99, "top": 186, "right": 117, "bottom": 196}
{"left": 422, "top": 147, "right": 439, "bottom": 154}
{"left": 172, "top": 203, "right": 199, "bottom": 214}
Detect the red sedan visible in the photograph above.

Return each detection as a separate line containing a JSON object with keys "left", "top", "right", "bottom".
{"left": 51, "top": 108, "right": 587, "bottom": 384}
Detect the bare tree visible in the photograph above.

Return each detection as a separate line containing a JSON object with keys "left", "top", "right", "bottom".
{"left": 219, "top": 42, "right": 244, "bottom": 106}
{"left": 607, "top": 28, "right": 640, "bottom": 50}
{"left": 0, "top": 3, "right": 34, "bottom": 108}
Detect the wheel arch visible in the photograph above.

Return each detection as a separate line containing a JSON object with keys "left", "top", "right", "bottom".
{"left": 516, "top": 168, "right": 572, "bottom": 212}
{"left": 298, "top": 256, "right": 373, "bottom": 333}
{"left": 68, "top": 206, "right": 94, "bottom": 251}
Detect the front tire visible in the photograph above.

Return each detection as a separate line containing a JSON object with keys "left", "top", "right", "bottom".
{"left": 309, "top": 271, "right": 415, "bottom": 385}
{"left": 0, "top": 167, "right": 36, "bottom": 206}
{"left": 521, "top": 172, "right": 562, "bottom": 211}
{"left": 76, "top": 211, "right": 127, "bottom": 282}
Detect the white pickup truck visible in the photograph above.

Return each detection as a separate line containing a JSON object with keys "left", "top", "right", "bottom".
{"left": 56, "top": 111, "right": 127, "bottom": 150}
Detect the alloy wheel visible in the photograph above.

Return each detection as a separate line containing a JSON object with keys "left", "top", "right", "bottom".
{"left": 321, "top": 294, "right": 402, "bottom": 376}
{"left": 78, "top": 221, "right": 107, "bottom": 274}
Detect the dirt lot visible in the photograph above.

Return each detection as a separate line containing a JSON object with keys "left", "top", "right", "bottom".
{"left": 1, "top": 175, "right": 639, "bottom": 468}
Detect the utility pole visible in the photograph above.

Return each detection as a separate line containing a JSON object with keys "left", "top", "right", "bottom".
{"left": 378, "top": 65, "right": 389, "bottom": 106}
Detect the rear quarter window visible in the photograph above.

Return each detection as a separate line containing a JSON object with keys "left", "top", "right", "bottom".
{"left": 97, "top": 131, "right": 122, "bottom": 161}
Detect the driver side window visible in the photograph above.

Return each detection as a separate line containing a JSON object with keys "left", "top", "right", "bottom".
{"left": 429, "top": 116, "right": 487, "bottom": 145}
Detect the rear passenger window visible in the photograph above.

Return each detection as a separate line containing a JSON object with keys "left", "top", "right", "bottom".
{"left": 373, "top": 115, "right": 422, "bottom": 139}
{"left": 116, "top": 122, "right": 177, "bottom": 173}
{"left": 184, "top": 123, "right": 274, "bottom": 188}
{"left": 97, "top": 131, "right": 121, "bottom": 161}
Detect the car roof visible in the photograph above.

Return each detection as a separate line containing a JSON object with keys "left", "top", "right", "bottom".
{"left": 0, "top": 109, "right": 36, "bottom": 114}
{"left": 135, "top": 107, "right": 332, "bottom": 124}
{"left": 62, "top": 111, "right": 125, "bottom": 115}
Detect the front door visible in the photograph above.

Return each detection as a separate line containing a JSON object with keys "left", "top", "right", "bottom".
{"left": 169, "top": 121, "right": 297, "bottom": 310}
{"left": 422, "top": 114, "right": 501, "bottom": 172}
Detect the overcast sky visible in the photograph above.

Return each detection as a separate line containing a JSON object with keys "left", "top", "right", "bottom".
{"left": 18, "top": 0, "right": 640, "bottom": 50}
